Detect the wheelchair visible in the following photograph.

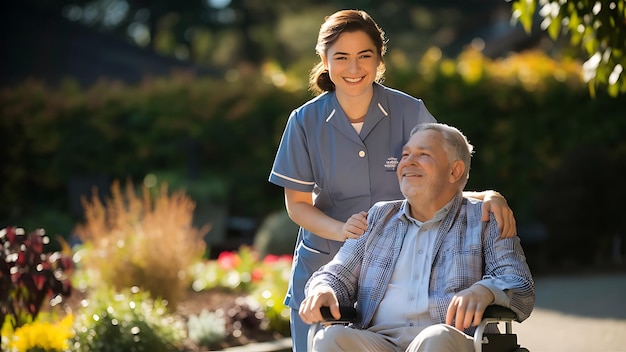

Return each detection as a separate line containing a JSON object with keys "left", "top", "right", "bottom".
{"left": 308, "top": 305, "right": 529, "bottom": 352}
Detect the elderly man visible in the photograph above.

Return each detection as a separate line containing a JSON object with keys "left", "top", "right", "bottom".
{"left": 299, "top": 122, "right": 534, "bottom": 352}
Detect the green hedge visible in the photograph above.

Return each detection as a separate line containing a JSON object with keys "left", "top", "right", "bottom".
{"left": 2, "top": 49, "right": 625, "bottom": 270}
{"left": 1, "top": 75, "right": 305, "bottom": 230}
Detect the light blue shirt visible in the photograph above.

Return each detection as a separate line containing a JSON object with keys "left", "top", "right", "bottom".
{"left": 373, "top": 203, "right": 440, "bottom": 327}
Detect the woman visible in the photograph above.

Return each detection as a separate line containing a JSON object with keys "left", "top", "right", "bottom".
{"left": 268, "top": 9, "right": 516, "bottom": 351}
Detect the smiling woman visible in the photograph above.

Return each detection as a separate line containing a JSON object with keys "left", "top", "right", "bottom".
{"left": 268, "top": 11, "right": 438, "bottom": 350}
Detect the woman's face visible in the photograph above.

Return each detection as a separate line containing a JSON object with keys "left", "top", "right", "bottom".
{"left": 322, "top": 30, "right": 381, "bottom": 100}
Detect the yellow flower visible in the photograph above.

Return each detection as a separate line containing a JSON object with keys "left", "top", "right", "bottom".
{"left": 11, "top": 314, "right": 74, "bottom": 352}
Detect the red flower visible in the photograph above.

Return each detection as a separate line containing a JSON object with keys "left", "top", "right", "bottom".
{"left": 217, "top": 251, "right": 240, "bottom": 270}
{"left": 263, "top": 254, "right": 279, "bottom": 264}
{"left": 279, "top": 255, "right": 293, "bottom": 263}
{"left": 251, "top": 267, "right": 264, "bottom": 282}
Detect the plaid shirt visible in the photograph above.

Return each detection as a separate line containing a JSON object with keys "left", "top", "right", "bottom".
{"left": 306, "top": 193, "right": 535, "bottom": 334}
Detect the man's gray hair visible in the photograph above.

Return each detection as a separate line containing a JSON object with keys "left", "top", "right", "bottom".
{"left": 410, "top": 123, "right": 474, "bottom": 186}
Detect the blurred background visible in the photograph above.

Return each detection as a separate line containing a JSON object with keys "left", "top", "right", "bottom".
{"left": 1, "top": 0, "right": 625, "bottom": 275}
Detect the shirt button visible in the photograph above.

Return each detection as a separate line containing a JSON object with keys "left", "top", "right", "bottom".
{"left": 358, "top": 150, "right": 366, "bottom": 157}
{"left": 409, "top": 297, "right": 414, "bottom": 301}
{"left": 409, "top": 322, "right": 414, "bottom": 327}
{"left": 418, "top": 250, "right": 424, "bottom": 254}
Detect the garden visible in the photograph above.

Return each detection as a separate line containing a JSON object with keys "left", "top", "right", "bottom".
{"left": 0, "top": 180, "right": 292, "bottom": 351}
{"left": 2, "top": 44, "right": 625, "bottom": 351}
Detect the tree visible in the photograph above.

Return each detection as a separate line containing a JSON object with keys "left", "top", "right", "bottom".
{"left": 511, "top": 0, "right": 626, "bottom": 97}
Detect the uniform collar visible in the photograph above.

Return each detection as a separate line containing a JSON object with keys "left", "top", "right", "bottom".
{"left": 324, "top": 83, "right": 389, "bottom": 141}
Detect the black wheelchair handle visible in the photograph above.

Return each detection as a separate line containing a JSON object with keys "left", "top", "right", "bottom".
{"left": 319, "top": 306, "right": 357, "bottom": 322}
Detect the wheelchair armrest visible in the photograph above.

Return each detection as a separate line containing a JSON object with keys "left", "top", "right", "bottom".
{"left": 319, "top": 305, "right": 357, "bottom": 324}
{"left": 474, "top": 305, "right": 519, "bottom": 352}
{"left": 482, "top": 305, "right": 516, "bottom": 321}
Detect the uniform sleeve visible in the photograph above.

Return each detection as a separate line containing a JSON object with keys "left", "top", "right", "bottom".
{"left": 417, "top": 99, "right": 437, "bottom": 124}
{"left": 396, "top": 98, "right": 437, "bottom": 152}
{"left": 268, "top": 110, "right": 316, "bottom": 192}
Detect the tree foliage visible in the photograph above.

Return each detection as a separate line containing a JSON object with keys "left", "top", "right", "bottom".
{"left": 16, "top": 0, "right": 512, "bottom": 71}
{"left": 511, "top": 0, "right": 626, "bottom": 97}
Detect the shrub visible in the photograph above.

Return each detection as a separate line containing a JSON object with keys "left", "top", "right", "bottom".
{"left": 253, "top": 210, "right": 298, "bottom": 258}
{"left": 190, "top": 245, "right": 259, "bottom": 292}
{"left": 535, "top": 146, "right": 626, "bottom": 269}
{"left": 187, "top": 309, "right": 227, "bottom": 347}
{"left": 74, "top": 180, "right": 209, "bottom": 309}
{"left": 0, "top": 227, "right": 73, "bottom": 345}
{"left": 70, "top": 287, "right": 186, "bottom": 352}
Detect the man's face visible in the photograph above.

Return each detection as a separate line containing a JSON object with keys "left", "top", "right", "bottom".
{"left": 397, "top": 129, "right": 453, "bottom": 200}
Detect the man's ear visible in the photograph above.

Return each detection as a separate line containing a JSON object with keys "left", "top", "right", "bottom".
{"left": 449, "top": 160, "right": 465, "bottom": 184}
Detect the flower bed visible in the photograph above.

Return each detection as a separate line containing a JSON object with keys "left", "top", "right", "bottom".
{"left": 1, "top": 182, "right": 293, "bottom": 350}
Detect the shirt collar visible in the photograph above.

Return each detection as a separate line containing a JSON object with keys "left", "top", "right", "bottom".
{"left": 401, "top": 195, "right": 458, "bottom": 226}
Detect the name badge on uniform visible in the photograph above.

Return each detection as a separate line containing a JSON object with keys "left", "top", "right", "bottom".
{"left": 384, "top": 157, "right": 398, "bottom": 172}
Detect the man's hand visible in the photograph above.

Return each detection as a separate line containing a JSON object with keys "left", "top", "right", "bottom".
{"left": 445, "top": 284, "right": 495, "bottom": 331}
{"left": 299, "top": 286, "right": 340, "bottom": 324}
{"left": 481, "top": 191, "right": 516, "bottom": 238}
{"left": 341, "top": 211, "right": 368, "bottom": 241}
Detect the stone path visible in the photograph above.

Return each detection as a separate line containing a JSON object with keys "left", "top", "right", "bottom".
{"left": 513, "top": 272, "right": 626, "bottom": 352}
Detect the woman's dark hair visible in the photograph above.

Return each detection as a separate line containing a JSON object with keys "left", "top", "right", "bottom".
{"left": 309, "top": 9, "right": 388, "bottom": 95}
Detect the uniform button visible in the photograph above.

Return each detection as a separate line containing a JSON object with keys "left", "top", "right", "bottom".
{"left": 358, "top": 150, "right": 366, "bottom": 157}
